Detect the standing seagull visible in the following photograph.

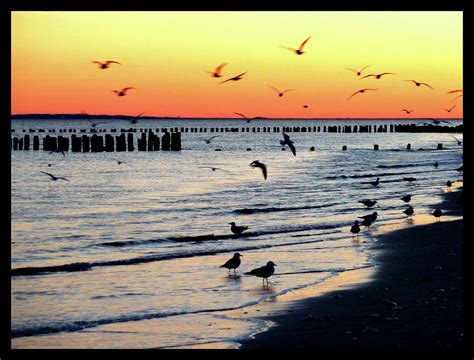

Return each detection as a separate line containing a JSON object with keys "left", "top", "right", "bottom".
{"left": 266, "top": 85, "right": 296, "bottom": 97}
{"left": 279, "top": 36, "right": 312, "bottom": 55}
{"left": 359, "top": 199, "right": 377, "bottom": 208}
{"left": 443, "top": 105, "right": 456, "bottom": 113}
{"left": 112, "top": 87, "right": 135, "bottom": 96}
{"left": 404, "top": 205, "right": 414, "bottom": 218}
{"left": 246, "top": 261, "right": 277, "bottom": 288}
{"left": 403, "top": 80, "right": 434, "bottom": 89}
{"left": 206, "top": 62, "right": 228, "bottom": 78}
{"left": 360, "top": 72, "right": 396, "bottom": 80}
{"left": 220, "top": 253, "right": 243, "bottom": 276}
{"left": 250, "top": 160, "right": 267, "bottom": 180}
{"left": 369, "top": 178, "right": 380, "bottom": 187}
{"left": 347, "top": 88, "right": 378, "bottom": 100}
{"left": 350, "top": 220, "right": 361, "bottom": 239}
{"left": 40, "top": 171, "right": 70, "bottom": 182}
{"left": 229, "top": 222, "right": 248, "bottom": 235}
{"left": 432, "top": 208, "right": 443, "bottom": 222}
{"left": 434, "top": 161, "right": 439, "bottom": 168}
{"left": 345, "top": 65, "right": 371, "bottom": 76}
{"left": 280, "top": 132, "right": 296, "bottom": 156}
{"left": 218, "top": 72, "right": 247, "bottom": 84}
{"left": 91, "top": 60, "right": 121, "bottom": 69}
{"left": 233, "top": 112, "right": 252, "bottom": 123}
{"left": 401, "top": 195, "right": 412, "bottom": 203}
{"left": 359, "top": 212, "right": 378, "bottom": 224}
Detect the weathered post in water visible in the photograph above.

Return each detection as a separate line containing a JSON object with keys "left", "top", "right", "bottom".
{"left": 127, "top": 133, "right": 134, "bottom": 151}
{"left": 23, "top": 135, "right": 30, "bottom": 150}
{"left": 33, "top": 136, "right": 40, "bottom": 150}
{"left": 71, "top": 135, "right": 82, "bottom": 152}
{"left": 104, "top": 134, "right": 114, "bottom": 152}
{"left": 82, "top": 135, "right": 90, "bottom": 152}
{"left": 171, "top": 132, "right": 181, "bottom": 151}
{"left": 162, "top": 132, "right": 171, "bottom": 151}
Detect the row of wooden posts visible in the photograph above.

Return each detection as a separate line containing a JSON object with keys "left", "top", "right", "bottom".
{"left": 10, "top": 123, "right": 463, "bottom": 135}
{"left": 10, "top": 131, "right": 181, "bottom": 152}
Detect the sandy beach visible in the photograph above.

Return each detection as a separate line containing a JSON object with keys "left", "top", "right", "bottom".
{"left": 238, "top": 187, "right": 464, "bottom": 351}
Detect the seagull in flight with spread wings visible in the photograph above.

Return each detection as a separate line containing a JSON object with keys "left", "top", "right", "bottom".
{"left": 266, "top": 85, "right": 296, "bottom": 97}
{"left": 443, "top": 105, "right": 456, "bottom": 113}
{"left": 360, "top": 72, "right": 396, "bottom": 80}
{"left": 250, "top": 160, "right": 267, "bottom": 180}
{"left": 40, "top": 171, "right": 70, "bottom": 182}
{"left": 218, "top": 72, "right": 247, "bottom": 84}
{"left": 403, "top": 80, "right": 433, "bottom": 89}
{"left": 112, "top": 87, "right": 135, "bottom": 96}
{"left": 280, "top": 132, "right": 296, "bottom": 156}
{"left": 206, "top": 62, "right": 228, "bottom": 78}
{"left": 345, "top": 65, "right": 371, "bottom": 76}
{"left": 347, "top": 88, "right": 378, "bottom": 100}
{"left": 233, "top": 112, "right": 252, "bottom": 123}
{"left": 278, "top": 36, "right": 312, "bottom": 55}
{"left": 91, "top": 60, "right": 121, "bottom": 69}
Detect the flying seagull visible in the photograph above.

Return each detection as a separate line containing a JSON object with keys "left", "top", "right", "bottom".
{"left": 112, "top": 87, "right": 135, "bottom": 96}
{"left": 250, "top": 160, "right": 267, "bottom": 180}
{"left": 345, "top": 65, "right": 371, "bottom": 76}
{"left": 450, "top": 135, "right": 462, "bottom": 146}
{"left": 92, "top": 121, "right": 107, "bottom": 128}
{"left": 229, "top": 222, "right": 248, "bottom": 235}
{"left": 402, "top": 109, "right": 414, "bottom": 114}
{"left": 218, "top": 72, "right": 247, "bottom": 84}
{"left": 245, "top": 261, "right": 277, "bottom": 288}
{"left": 429, "top": 119, "right": 453, "bottom": 125}
{"left": 280, "top": 132, "right": 296, "bottom": 156}
{"left": 130, "top": 112, "right": 145, "bottom": 124}
{"left": 266, "top": 85, "right": 296, "bottom": 97}
{"left": 443, "top": 105, "right": 456, "bottom": 113}
{"left": 40, "top": 171, "right": 70, "bottom": 182}
{"left": 403, "top": 80, "right": 433, "bottom": 89}
{"left": 233, "top": 112, "right": 252, "bottom": 123}
{"left": 202, "top": 136, "right": 220, "bottom": 144}
{"left": 220, "top": 253, "right": 243, "bottom": 275}
{"left": 206, "top": 62, "right": 228, "bottom": 78}
{"left": 347, "top": 88, "right": 378, "bottom": 100}
{"left": 279, "top": 36, "right": 312, "bottom": 55}
{"left": 200, "top": 166, "right": 230, "bottom": 173}
{"left": 360, "top": 72, "right": 396, "bottom": 80}
{"left": 91, "top": 60, "right": 121, "bottom": 69}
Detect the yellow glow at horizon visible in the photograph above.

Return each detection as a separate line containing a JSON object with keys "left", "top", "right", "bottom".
{"left": 12, "top": 11, "right": 463, "bottom": 118}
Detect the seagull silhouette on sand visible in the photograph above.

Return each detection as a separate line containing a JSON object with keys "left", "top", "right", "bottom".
{"left": 233, "top": 112, "right": 253, "bottom": 123}
{"left": 279, "top": 36, "right": 312, "bottom": 55}
{"left": 359, "top": 199, "right": 377, "bottom": 208}
{"left": 432, "top": 208, "right": 443, "bottom": 222}
{"left": 112, "top": 87, "right": 135, "bottom": 96}
{"left": 404, "top": 205, "right": 414, "bottom": 218}
{"left": 443, "top": 105, "right": 456, "bottom": 113}
{"left": 350, "top": 220, "right": 361, "bottom": 239}
{"left": 280, "top": 132, "right": 296, "bottom": 156}
{"left": 250, "top": 160, "right": 267, "bottom": 180}
{"left": 220, "top": 253, "right": 243, "bottom": 276}
{"left": 401, "top": 195, "right": 412, "bottom": 203}
{"left": 347, "top": 89, "right": 378, "bottom": 100}
{"left": 403, "top": 109, "right": 414, "bottom": 114}
{"left": 345, "top": 65, "right": 371, "bottom": 76}
{"left": 266, "top": 85, "right": 296, "bottom": 97}
{"left": 206, "top": 62, "right": 228, "bottom": 78}
{"left": 202, "top": 136, "right": 220, "bottom": 144}
{"left": 369, "top": 177, "right": 380, "bottom": 187}
{"left": 91, "top": 60, "right": 121, "bottom": 69}
{"left": 403, "top": 80, "right": 433, "bottom": 89}
{"left": 218, "top": 72, "right": 247, "bottom": 84}
{"left": 245, "top": 261, "right": 277, "bottom": 288}
{"left": 229, "top": 222, "right": 248, "bottom": 235}
{"left": 40, "top": 171, "right": 70, "bottom": 182}
{"left": 360, "top": 72, "right": 396, "bottom": 80}
{"left": 359, "top": 212, "right": 378, "bottom": 228}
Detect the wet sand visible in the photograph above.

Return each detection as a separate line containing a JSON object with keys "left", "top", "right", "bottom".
{"left": 238, "top": 188, "right": 465, "bottom": 352}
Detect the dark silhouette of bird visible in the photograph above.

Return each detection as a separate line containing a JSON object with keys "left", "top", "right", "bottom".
{"left": 218, "top": 72, "right": 247, "bottom": 84}
{"left": 401, "top": 195, "right": 412, "bottom": 203}
{"left": 369, "top": 178, "right": 380, "bottom": 187}
{"left": 91, "top": 60, "right": 121, "bottom": 69}
{"left": 92, "top": 121, "right": 107, "bottom": 128}
{"left": 49, "top": 150, "right": 66, "bottom": 156}
{"left": 40, "top": 171, "right": 70, "bottom": 182}
{"left": 303, "top": 105, "right": 309, "bottom": 108}
{"left": 360, "top": 217, "right": 374, "bottom": 229}
{"left": 200, "top": 166, "right": 230, "bottom": 173}
{"left": 279, "top": 36, "right": 312, "bottom": 55}
{"left": 404, "top": 205, "right": 414, "bottom": 218}
{"left": 266, "top": 85, "right": 296, "bottom": 97}
{"left": 447, "top": 89, "right": 463, "bottom": 94}
{"left": 403, "top": 177, "right": 417, "bottom": 182}
{"left": 432, "top": 208, "right": 443, "bottom": 222}
{"left": 447, "top": 180, "right": 453, "bottom": 188}
{"left": 443, "top": 105, "right": 456, "bottom": 113}
{"left": 347, "top": 88, "right": 378, "bottom": 100}
{"left": 250, "top": 160, "right": 267, "bottom": 180}
{"left": 46, "top": 163, "right": 54, "bottom": 167}
{"left": 113, "top": 158, "right": 125, "bottom": 165}
{"left": 345, "top": 65, "right": 371, "bottom": 76}
{"left": 280, "top": 132, "right": 296, "bottom": 156}
{"left": 403, "top": 80, "right": 433, "bottom": 89}
{"left": 360, "top": 72, "right": 396, "bottom": 80}
{"left": 359, "top": 200, "right": 377, "bottom": 208}
{"left": 245, "top": 261, "right": 277, "bottom": 288}
{"left": 403, "top": 109, "right": 414, "bottom": 114}
{"left": 456, "top": 166, "right": 463, "bottom": 172}
{"left": 429, "top": 118, "right": 453, "bottom": 125}
{"left": 233, "top": 112, "right": 252, "bottom": 123}
{"left": 350, "top": 220, "right": 361, "bottom": 238}
{"left": 359, "top": 212, "right": 378, "bottom": 225}
{"left": 220, "top": 253, "right": 243, "bottom": 275}
{"left": 203, "top": 136, "right": 220, "bottom": 144}
{"left": 434, "top": 161, "right": 439, "bottom": 168}
{"left": 229, "top": 222, "right": 248, "bottom": 235}
{"left": 450, "top": 94, "right": 463, "bottom": 102}
{"left": 450, "top": 135, "right": 462, "bottom": 146}
{"left": 130, "top": 112, "right": 145, "bottom": 124}
{"left": 112, "top": 87, "right": 135, "bottom": 96}
{"left": 206, "top": 62, "right": 228, "bottom": 78}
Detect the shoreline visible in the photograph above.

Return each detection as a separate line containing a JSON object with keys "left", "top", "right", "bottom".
{"left": 237, "top": 187, "right": 464, "bottom": 350}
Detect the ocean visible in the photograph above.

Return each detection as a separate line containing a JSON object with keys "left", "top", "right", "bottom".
{"left": 11, "top": 118, "right": 463, "bottom": 348}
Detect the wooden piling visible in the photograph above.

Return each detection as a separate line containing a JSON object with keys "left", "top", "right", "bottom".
{"left": 105, "top": 134, "right": 114, "bottom": 152}
{"left": 116, "top": 134, "right": 126, "bottom": 152}
{"left": 171, "top": 132, "right": 181, "bottom": 151}
{"left": 82, "top": 135, "right": 90, "bottom": 152}
{"left": 374, "top": 144, "right": 379, "bottom": 150}
{"left": 137, "top": 133, "right": 147, "bottom": 151}
{"left": 90, "top": 134, "right": 104, "bottom": 152}
{"left": 147, "top": 131, "right": 154, "bottom": 151}
{"left": 406, "top": 143, "right": 412, "bottom": 150}
{"left": 437, "top": 143, "right": 443, "bottom": 150}
{"left": 162, "top": 132, "right": 171, "bottom": 150}
{"left": 153, "top": 134, "right": 160, "bottom": 150}
{"left": 71, "top": 135, "right": 82, "bottom": 152}
{"left": 13, "top": 137, "right": 18, "bottom": 150}
{"left": 342, "top": 145, "right": 347, "bottom": 151}
{"left": 33, "top": 136, "right": 40, "bottom": 150}
{"left": 23, "top": 135, "right": 30, "bottom": 150}
{"left": 127, "top": 133, "right": 134, "bottom": 151}
{"left": 57, "top": 136, "right": 69, "bottom": 153}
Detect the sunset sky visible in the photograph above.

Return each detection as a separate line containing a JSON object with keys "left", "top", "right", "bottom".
{"left": 11, "top": 11, "right": 463, "bottom": 118}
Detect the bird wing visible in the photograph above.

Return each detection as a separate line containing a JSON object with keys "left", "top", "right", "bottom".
{"left": 403, "top": 80, "right": 416, "bottom": 84}
{"left": 235, "top": 72, "right": 247, "bottom": 78}
{"left": 260, "top": 164, "right": 267, "bottom": 180}
{"left": 440, "top": 120, "right": 453, "bottom": 125}
{"left": 421, "top": 83, "right": 434, "bottom": 89}
{"left": 218, "top": 77, "right": 233, "bottom": 84}
{"left": 58, "top": 177, "right": 70, "bottom": 182}
{"left": 282, "top": 89, "right": 296, "bottom": 94}
{"left": 380, "top": 72, "right": 396, "bottom": 76}
{"left": 345, "top": 68, "right": 357, "bottom": 73}
{"left": 233, "top": 112, "right": 247, "bottom": 119}
{"left": 91, "top": 61, "right": 103, "bottom": 65}
{"left": 135, "top": 112, "right": 145, "bottom": 118}
{"left": 447, "top": 89, "right": 463, "bottom": 94}
{"left": 359, "top": 64, "right": 371, "bottom": 72}
{"left": 346, "top": 91, "right": 360, "bottom": 100}
{"left": 106, "top": 61, "right": 121, "bottom": 65}
{"left": 360, "top": 74, "right": 375, "bottom": 79}
{"left": 122, "top": 87, "right": 135, "bottom": 92}
{"left": 266, "top": 85, "right": 280, "bottom": 94}
{"left": 287, "top": 140, "right": 296, "bottom": 156}
{"left": 449, "top": 105, "right": 456, "bottom": 111}
{"left": 450, "top": 94, "right": 463, "bottom": 102}
{"left": 215, "top": 62, "right": 228, "bottom": 75}
{"left": 40, "top": 171, "right": 54, "bottom": 178}
{"left": 450, "top": 135, "right": 460, "bottom": 143}
{"left": 298, "top": 36, "right": 312, "bottom": 51}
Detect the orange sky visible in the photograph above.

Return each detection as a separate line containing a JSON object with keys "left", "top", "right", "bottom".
{"left": 11, "top": 11, "right": 463, "bottom": 118}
